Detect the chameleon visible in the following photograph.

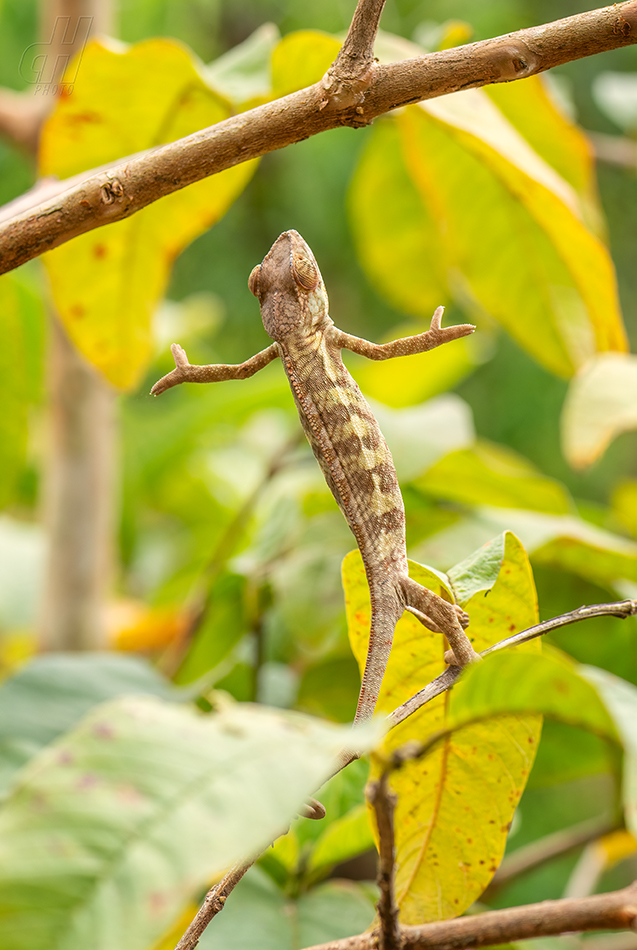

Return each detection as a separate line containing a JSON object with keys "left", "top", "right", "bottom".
{"left": 152, "top": 230, "right": 479, "bottom": 723}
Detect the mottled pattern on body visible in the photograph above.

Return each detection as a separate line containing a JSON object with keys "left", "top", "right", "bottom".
{"left": 281, "top": 330, "right": 408, "bottom": 578}
{"left": 151, "top": 229, "right": 480, "bottom": 722}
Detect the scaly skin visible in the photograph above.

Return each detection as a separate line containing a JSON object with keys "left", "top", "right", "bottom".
{"left": 152, "top": 230, "right": 479, "bottom": 722}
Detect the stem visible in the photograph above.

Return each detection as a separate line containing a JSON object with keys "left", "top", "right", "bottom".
{"left": 387, "top": 600, "right": 637, "bottom": 729}
{"left": 2, "top": 2, "right": 637, "bottom": 274}
{"left": 299, "top": 881, "right": 637, "bottom": 950}
{"left": 368, "top": 774, "right": 401, "bottom": 950}
{"left": 174, "top": 858, "right": 256, "bottom": 950}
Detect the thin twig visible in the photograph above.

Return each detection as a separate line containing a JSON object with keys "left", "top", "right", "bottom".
{"left": 173, "top": 596, "right": 637, "bottom": 947}
{"left": 388, "top": 600, "right": 637, "bottom": 728}
{"left": 368, "top": 775, "right": 401, "bottom": 950}
{"left": 2, "top": 2, "right": 637, "bottom": 274}
{"left": 482, "top": 815, "right": 621, "bottom": 899}
{"left": 175, "top": 858, "right": 257, "bottom": 950}
{"left": 300, "top": 880, "right": 637, "bottom": 950}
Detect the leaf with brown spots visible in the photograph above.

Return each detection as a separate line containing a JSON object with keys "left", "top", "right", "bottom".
{"left": 345, "top": 531, "right": 542, "bottom": 923}
{"left": 0, "top": 696, "right": 373, "bottom": 950}
{"left": 40, "top": 39, "right": 257, "bottom": 390}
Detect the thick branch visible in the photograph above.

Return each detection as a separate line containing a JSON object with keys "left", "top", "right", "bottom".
{"left": 301, "top": 881, "right": 637, "bottom": 950}
{"left": 368, "top": 776, "right": 401, "bottom": 950}
{"left": 1, "top": 1, "right": 637, "bottom": 275}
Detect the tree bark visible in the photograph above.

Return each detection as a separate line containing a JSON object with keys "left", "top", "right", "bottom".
{"left": 1, "top": 1, "right": 637, "bottom": 275}
{"left": 39, "top": 0, "right": 116, "bottom": 651}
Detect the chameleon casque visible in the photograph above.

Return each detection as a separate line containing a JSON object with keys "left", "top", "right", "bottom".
{"left": 152, "top": 230, "right": 479, "bottom": 722}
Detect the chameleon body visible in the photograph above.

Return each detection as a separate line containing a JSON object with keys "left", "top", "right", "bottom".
{"left": 152, "top": 230, "right": 479, "bottom": 722}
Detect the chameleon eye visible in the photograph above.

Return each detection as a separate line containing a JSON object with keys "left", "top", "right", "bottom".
{"left": 292, "top": 257, "right": 319, "bottom": 291}
{"left": 248, "top": 264, "right": 261, "bottom": 296}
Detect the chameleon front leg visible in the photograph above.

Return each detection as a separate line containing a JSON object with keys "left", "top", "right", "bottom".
{"left": 331, "top": 306, "right": 475, "bottom": 359}
{"left": 151, "top": 342, "right": 279, "bottom": 395}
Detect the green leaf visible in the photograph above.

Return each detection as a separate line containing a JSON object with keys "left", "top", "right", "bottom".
{"left": 528, "top": 720, "right": 617, "bottom": 789}
{"left": 349, "top": 85, "right": 627, "bottom": 378}
{"left": 0, "top": 697, "right": 363, "bottom": 950}
{"left": 307, "top": 804, "right": 374, "bottom": 880}
{"left": 197, "top": 867, "right": 376, "bottom": 950}
{"left": 270, "top": 30, "right": 341, "bottom": 98}
{"left": 561, "top": 353, "right": 637, "bottom": 469}
{"left": 416, "top": 507, "right": 637, "bottom": 593}
{"left": 0, "top": 272, "right": 44, "bottom": 509}
{"left": 451, "top": 652, "right": 617, "bottom": 739}
{"left": 0, "top": 653, "right": 174, "bottom": 799}
{"left": 581, "top": 666, "right": 637, "bottom": 836}
{"left": 40, "top": 39, "right": 256, "bottom": 390}
{"left": 417, "top": 441, "right": 573, "bottom": 514}
{"left": 295, "top": 880, "right": 377, "bottom": 947}
{"left": 447, "top": 531, "right": 507, "bottom": 603}
{"left": 205, "top": 24, "right": 279, "bottom": 106}
{"left": 345, "top": 533, "right": 541, "bottom": 924}
{"left": 174, "top": 572, "right": 249, "bottom": 685}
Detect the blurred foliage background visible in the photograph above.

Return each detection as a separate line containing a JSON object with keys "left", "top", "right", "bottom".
{"left": 2, "top": 0, "right": 637, "bottom": 947}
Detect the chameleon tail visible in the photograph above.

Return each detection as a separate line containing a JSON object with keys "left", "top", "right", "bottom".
{"left": 400, "top": 575, "right": 479, "bottom": 666}
{"left": 353, "top": 584, "right": 404, "bottom": 724}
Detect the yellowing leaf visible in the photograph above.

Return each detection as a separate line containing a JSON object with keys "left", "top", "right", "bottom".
{"left": 350, "top": 84, "right": 626, "bottom": 379}
{"left": 485, "top": 77, "right": 601, "bottom": 230}
{"left": 271, "top": 30, "right": 341, "bottom": 98}
{"left": 561, "top": 353, "right": 637, "bottom": 468}
{"left": 416, "top": 441, "right": 573, "bottom": 514}
{"left": 344, "top": 533, "right": 541, "bottom": 923}
{"left": 348, "top": 118, "right": 446, "bottom": 320}
{"left": 40, "top": 39, "right": 257, "bottom": 389}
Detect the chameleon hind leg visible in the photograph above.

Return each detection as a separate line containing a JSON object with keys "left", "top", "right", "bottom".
{"left": 400, "top": 575, "right": 479, "bottom": 666}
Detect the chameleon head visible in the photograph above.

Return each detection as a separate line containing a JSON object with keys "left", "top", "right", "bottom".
{"left": 248, "top": 230, "right": 331, "bottom": 342}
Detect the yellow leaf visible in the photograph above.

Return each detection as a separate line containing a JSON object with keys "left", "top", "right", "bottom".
{"left": 349, "top": 83, "right": 626, "bottom": 379}
{"left": 485, "top": 76, "right": 602, "bottom": 232}
{"left": 271, "top": 30, "right": 341, "bottom": 98}
{"left": 344, "top": 533, "right": 541, "bottom": 923}
{"left": 348, "top": 118, "right": 447, "bottom": 320}
{"left": 40, "top": 39, "right": 257, "bottom": 389}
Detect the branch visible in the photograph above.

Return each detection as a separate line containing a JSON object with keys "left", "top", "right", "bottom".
{"left": 368, "top": 775, "right": 400, "bottom": 950}
{"left": 387, "top": 599, "right": 637, "bottom": 729}
{"left": 2, "top": 1, "right": 637, "bottom": 275}
{"left": 300, "top": 881, "right": 637, "bottom": 950}
{"left": 175, "top": 859, "right": 256, "bottom": 950}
